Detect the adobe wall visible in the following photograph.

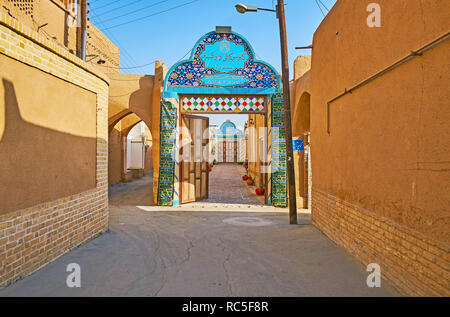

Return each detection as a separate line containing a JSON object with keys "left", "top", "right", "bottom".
{"left": 291, "top": 70, "right": 311, "bottom": 206}
{"left": 107, "top": 74, "right": 155, "bottom": 185}
{"left": 0, "top": 11, "right": 109, "bottom": 286}
{"left": 310, "top": 0, "right": 449, "bottom": 296}
{"left": 108, "top": 125, "right": 123, "bottom": 185}
{"left": 0, "top": 0, "right": 77, "bottom": 53}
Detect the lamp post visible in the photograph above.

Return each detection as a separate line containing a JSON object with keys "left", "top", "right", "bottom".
{"left": 236, "top": 1, "right": 297, "bottom": 224}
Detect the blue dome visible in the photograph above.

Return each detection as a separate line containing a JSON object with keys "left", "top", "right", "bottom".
{"left": 214, "top": 120, "right": 243, "bottom": 138}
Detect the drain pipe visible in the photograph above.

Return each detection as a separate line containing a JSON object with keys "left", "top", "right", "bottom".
{"left": 327, "top": 31, "right": 450, "bottom": 134}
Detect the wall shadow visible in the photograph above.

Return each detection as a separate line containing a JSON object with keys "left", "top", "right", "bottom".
{"left": 0, "top": 79, "right": 100, "bottom": 215}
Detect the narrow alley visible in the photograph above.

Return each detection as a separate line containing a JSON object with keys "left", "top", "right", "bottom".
{"left": 1, "top": 0, "right": 448, "bottom": 300}
{"left": 0, "top": 170, "right": 399, "bottom": 296}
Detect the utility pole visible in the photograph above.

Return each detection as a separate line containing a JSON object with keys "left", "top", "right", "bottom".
{"left": 77, "top": 0, "right": 87, "bottom": 60}
{"left": 277, "top": 0, "right": 297, "bottom": 224}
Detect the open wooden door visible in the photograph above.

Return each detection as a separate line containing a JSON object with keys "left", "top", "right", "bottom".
{"left": 180, "top": 114, "right": 209, "bottom": 203}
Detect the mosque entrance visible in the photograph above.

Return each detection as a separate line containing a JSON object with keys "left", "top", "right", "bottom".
{"left": 214, "top": 120, "right": 244, "bottom": 163}
{"left": 156, "top": 27, "right": 287, "bottom": 208}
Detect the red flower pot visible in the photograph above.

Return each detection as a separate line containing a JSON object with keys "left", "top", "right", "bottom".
{"left": 246, "top": 179, "right": 254, "bottom": 186}
{"left": 255, "top": 188, "right": 265, "bottom": 196}
{"left": 242, "top": 175, "right": 249, "bottom": 181}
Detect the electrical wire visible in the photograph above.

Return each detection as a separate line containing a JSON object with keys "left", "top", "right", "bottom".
{"left": 317, "top": 0, "right": 330, "bottom": 12}
{"left": 91, "top": 0, "right": 146, "bottom": 17}
{"left": 92, "top": 0, "right": 122, "bottom": 11}
{"left": 314, "top": 0, "right": 325, "bottom": 17}
{"left": 96, "top": 0, "right": 169, "bottom": 23}
{"left": 88, "top": 5, "right": 139, "bottom": 68}
{"left": 98, "top": 60, "right": 157, "bottom": 70}
{"left": 108, "top": 44, "right": 194, "bottom": 80}
{"left": 100, "top": 0, "right": 200, "bottom": 31}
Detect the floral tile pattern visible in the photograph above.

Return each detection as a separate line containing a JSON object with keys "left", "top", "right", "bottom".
{"left": 167, "top": 32, "right": 279, "bottom": 90}
{"left": 181, "top": 96, "right": 265, "bottom": 112}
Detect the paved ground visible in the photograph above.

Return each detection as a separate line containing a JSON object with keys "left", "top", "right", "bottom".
{"left": 204, "top": 163, "right": 265, "bottom": 205}
{"left": 0, "top": 164, "right": 400, "bottom": 296}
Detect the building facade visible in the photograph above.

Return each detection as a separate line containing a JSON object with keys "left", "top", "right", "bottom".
{"left": 0, "top": 7, "right": 109, "bottom": 286}
{"left": 213, "top": 120, "right": 245, "bottom": 163}
{"left": 290, "top": 0, "right": 449, "bottom": 296}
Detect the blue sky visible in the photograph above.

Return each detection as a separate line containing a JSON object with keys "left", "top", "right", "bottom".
{"left": 89, "top": 0, "right": 336, "bottom": 128}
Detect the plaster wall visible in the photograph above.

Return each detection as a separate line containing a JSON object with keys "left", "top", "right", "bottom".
{"left": 312, "top": 0, "right": 450, "bottom": 244}
{"left": 291, "top": 67, "right": 312, "bottom": 206}
{"left": 0, "top": 11, "right": 109, "bottom": 286}
{"left": 0, "top": 54, "right": 97, "bottom": 214}
{"left": 107, "top": 74, "right": 156, "bottom": 185}
{"left": 310, "top": 0, "right": 450, "bottom": 295}
{"left": 108, "top": 125, "right": 122, "bottom": 185}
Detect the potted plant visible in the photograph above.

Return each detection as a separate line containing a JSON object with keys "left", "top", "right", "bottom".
{"left": 208, "top": 163, "right": 213, "bottom": 172}
{"left": 255, "top": 185, "right": 265, "bottom": 196}
{"left": 242, "top": 174, "right": 249, "bottom": 181}
{"left": 246, "top": 177, "right": 254, "bottom": 186}
{"left": 213, "top": 159, "right": 217, "bottom": 165}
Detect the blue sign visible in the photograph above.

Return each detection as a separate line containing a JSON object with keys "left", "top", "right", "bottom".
{"left": 200, "top": 74, "right": 249, "bottom": 86}
{"left": 164, "top": 31, "right": 281, "bottom": 93}
{"left": 293, "top": 139, "right": 304, "bottom": 151}
{"left": 200, "top": 38, "right": 250, "bottom": 71}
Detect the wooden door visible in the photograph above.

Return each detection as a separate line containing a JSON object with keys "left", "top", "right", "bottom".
{"left": 181, "top": 114, "right": 209, "bottom": 203}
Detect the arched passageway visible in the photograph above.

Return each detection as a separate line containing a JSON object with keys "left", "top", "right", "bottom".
{"left": 108, "top": 112, "right": 152, "bottom": 186}
{"left": 293, "top": 92, "right": 311, "bottom": 209}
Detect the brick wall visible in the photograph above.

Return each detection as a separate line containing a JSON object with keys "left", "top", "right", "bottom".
{"left": 312, "top": 187, "right": 450, "bottom": 296}
{"left": 0, "top": 11, "right": 109, "bottom": 287}
{"left": 86, "top": 21, "right": 120, "bottom": 72}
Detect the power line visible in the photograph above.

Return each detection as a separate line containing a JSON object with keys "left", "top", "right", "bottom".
{"left": 98, "top": 60, "right": 157, "bottom": 70}
{"left": 318, "top": 0, "right": 330, "bottom": 12}
{"left": 92, "top": 0, "right": 122, "bottom": 11}
{"left": 88, "top": 12, "right": 160, "bottom": 74}
{"left": 91, "top": 0, "right": 146, "bottom": 17}
{"left": 98, "top": 0, "right": 169, "bottom": 24}
{"left": 314, "top": 0, "right": 325, "bottom": 17}
{"left": 175, "top": 46, "right": 194, "bottom": 63}
{"left": 88, "top": 5, "right": 138, "bottom": 68}
{"left": 109, "top": 75, "right": 154, "bottom": 81}
{"left": 100, "top": 0, "right": 200, "bottom": 31}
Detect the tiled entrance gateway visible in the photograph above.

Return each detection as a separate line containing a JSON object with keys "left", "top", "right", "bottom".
{"left": 154, "top": 26, "right": 288, "bottom": 208}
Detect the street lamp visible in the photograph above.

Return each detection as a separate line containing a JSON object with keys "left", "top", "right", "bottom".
{"left": 235, "top": 4, "right": 276, "bottom": 13}
{"left": 236, "top": 1, "right": 298, "bottom": 225}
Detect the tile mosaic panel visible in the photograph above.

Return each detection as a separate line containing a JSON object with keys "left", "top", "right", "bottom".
{"left": 181, "top": 96, "right": 265, "bottom": 113}
{"left": 157, "top": 100, "right": 177, "bottom": 206}
{"left": 271, "top": 93, "right": 287, "bottom": 207}
{"left": 166, "top": 32, "right": 280, "bottom": 90}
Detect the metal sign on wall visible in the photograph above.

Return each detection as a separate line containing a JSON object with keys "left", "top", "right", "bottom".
{"left": 293, "top": 139, "right": 304, "bottom": 151}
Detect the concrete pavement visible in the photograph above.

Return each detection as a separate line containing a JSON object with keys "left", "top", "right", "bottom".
{"left": 0, "top": 165, "right": 400, "bottom": 296}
